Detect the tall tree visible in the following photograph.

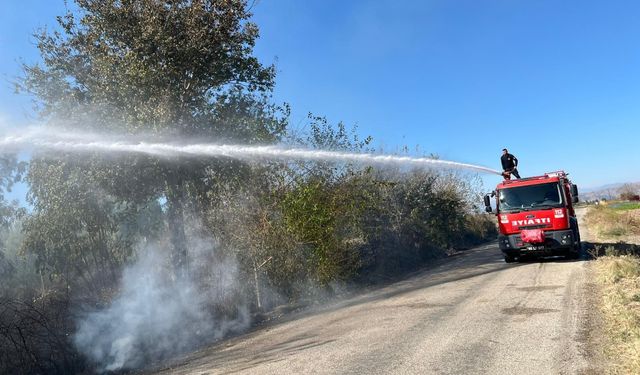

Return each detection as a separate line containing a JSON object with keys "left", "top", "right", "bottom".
{"left": 19, "top": 0, "right": 287, "bottom": 274}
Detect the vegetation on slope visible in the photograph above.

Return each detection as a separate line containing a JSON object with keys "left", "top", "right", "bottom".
{"left": 0, "top": 1, "right": 497, "bottom": 373}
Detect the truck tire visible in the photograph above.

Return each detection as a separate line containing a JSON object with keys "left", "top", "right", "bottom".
{"left": 504, "top": 255, "right": 516, "bottom": 263}
{"left": 571, "top": 228, "right": 582, "bottom": 259}
{"left": 568, "top": 220, "right": 582, "bottom": 260}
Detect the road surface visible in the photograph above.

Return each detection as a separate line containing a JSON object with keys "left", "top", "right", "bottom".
{"left": 157, "top": 209, "right": 596, "bottom": 374}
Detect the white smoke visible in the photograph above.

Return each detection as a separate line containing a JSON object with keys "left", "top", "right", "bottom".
{"left": 0, "top": 127, "right": 502, "bottom": 175}
{"left": 73, "top": 239, "right": 250, "bottom": 372}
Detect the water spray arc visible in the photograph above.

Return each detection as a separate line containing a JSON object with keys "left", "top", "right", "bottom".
{"left": 0, "top": 128, "right": 502, "bottom": 175}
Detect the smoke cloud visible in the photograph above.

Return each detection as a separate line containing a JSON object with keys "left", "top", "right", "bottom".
{"left": 73, "top": 238, "right": 250, "bottom": 372}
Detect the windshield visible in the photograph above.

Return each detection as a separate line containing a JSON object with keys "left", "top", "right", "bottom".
{"left": 498, "top": 182, "right": 563, "bottom": 212}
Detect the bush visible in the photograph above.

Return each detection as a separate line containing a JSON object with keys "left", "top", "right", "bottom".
{"left": 0, "top": 293, "right": 85, "bottom": 374}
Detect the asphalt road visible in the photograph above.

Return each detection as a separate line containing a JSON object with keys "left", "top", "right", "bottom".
{"left": 158, "top": 211, "right": 595, "bottom": 375}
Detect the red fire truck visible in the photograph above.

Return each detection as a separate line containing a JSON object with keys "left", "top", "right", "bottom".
{"left": 484, "top": 171, "right": 581, "bottom": 263}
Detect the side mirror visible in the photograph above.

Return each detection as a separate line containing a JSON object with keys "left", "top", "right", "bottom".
{"left": 484, "top": 194, "right": 492, "bottom": 213}
{"left": 571, "top": 184, "right": 579, "bottom": 203}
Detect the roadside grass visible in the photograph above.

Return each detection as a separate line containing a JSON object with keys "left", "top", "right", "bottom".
{"left": 594, "top": 254, "right": 640, "bottom": 374}
{"left": 610, "top": 202, "right": 640, "bottom": 211}
{"left": 588, "top": 203, "right": 640, "bottom": 373}
{"left": 585, "top": 203, "right": 640, "bottom": 239}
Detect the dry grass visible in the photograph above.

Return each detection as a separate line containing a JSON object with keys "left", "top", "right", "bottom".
{"left": 594, "top": 255, "right": 640, "bottom": 374}
{"left": 585, "top": 203, "right": 640, "bottom": 373}
{"left": 585, "top": 204, "right": 640, "bottom": 241}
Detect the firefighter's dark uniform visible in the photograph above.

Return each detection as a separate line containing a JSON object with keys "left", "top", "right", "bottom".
{"left": 501, "top": 153, "right": 521, "bottom": 179}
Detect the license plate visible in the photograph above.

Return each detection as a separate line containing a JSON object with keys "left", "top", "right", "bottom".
{"left": 526, "top": 245, "right": 545, "bottom": 251}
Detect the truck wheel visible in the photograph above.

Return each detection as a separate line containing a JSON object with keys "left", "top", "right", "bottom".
{"left": 571, "top": 230, "right": 582, "bottom": 259}
{"left": 568, "top": 250, "right": 580, "bottom": 260}
{"left": 504, "top": 255, "right": 516, "bottom": 263}
{"left": 567, "top": 243, "right": 581, "bottom": 260}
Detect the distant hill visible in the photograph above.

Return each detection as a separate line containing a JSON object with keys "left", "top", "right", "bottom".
{"left": 581, "top": 182, "right": 640, "bottom": 201}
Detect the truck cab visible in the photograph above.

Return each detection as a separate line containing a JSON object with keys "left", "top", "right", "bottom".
{"left": 484, "top": 171, "right": 581, "bottom": 263}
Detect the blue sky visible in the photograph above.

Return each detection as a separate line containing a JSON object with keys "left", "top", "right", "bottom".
{"left": 1, "top": 0, "right": 640, "bottom": 202}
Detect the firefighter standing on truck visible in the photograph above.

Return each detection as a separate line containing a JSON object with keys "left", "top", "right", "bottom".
{"left": 501, "top": 148, "right": 521, "bottom": 179}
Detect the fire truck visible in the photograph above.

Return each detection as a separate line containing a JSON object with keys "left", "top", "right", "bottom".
{"left": 484, "top": 171, "right": 581, "bottom": 263}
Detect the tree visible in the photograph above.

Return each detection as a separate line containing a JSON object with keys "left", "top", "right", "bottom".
{"left": 618, "top": 183, "right": 640, "bottom": 201}
{"left": 19, "top": 0, "right": 288, "bottom": 275}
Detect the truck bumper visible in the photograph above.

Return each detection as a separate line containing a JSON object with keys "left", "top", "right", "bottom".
{"left": 498, "top": 229, "right": 576, "bottom": 257}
